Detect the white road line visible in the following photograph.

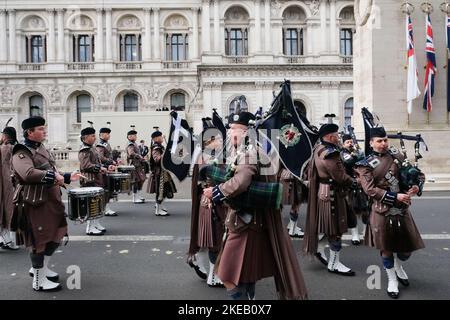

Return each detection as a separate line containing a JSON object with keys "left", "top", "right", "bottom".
{"left": 66, "top": 234, "right": 450, "bottom": 242}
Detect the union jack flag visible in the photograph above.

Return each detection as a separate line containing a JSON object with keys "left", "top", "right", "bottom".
{"left": 406, "top": 14, "right": 420, "bottom": 114}
{"left": 423, "top": 14, "right": 436, "bottom": 113}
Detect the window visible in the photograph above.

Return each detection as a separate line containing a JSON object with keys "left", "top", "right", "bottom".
{"left": 120, "top": 35, "right": 142, "bottom": 61}
{"left": 340, "top": 29, "right": 353, "bottom": 56}
{"left": 26, "top": 35, "right": 46, "bottom": 63}
{"left": 283, "top": 29, "right": 303, "bottom": 56}
{"left": 76, "top": 94, "right": 91, "bottom": 123}
{"left": 29, "top": 95, "right": 43, "bottom": 117}
{"left": 294, "top": 100, "right": 307, "bottom": 118}
{"left": 73, "top": 35, "right": 94, "bottom": 62}
{"left": 225, "top": 28, "right": 248, "bottom": 56}
{"left": 170, "top": 93, "right": 185, "bottom": 111}
{"left": 344, "top": 98, "right": 354, "bottom": 127}
{"left": 124, "top": 92, "right": 139, "bottom": 112}
{"left": 166, "top": 34, "right": 188, "bottom": 61}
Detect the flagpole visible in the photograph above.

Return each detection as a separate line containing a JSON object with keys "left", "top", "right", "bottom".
{"left": 441, "top": 1, "right": 450, "bottom": 124}
{"left": 402, "top": 2, "right": 415, "bottom": 126}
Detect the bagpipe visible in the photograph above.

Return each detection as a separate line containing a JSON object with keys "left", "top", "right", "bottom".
{"left": 388, "top": 132, "right": 427, "bottom": 197}
{"left": 199, "top": 164, "right": 283, "bottom": 210}
{"left": 344, "top": 124, "right": 366, "bottom": 164}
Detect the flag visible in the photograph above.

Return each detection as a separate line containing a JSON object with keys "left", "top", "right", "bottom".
{"left": 406, "top": 14, "right": 420, "bottom": 114}
{"left": 257, "top": 80, "right": 319, "bottom": 180}
{"left": 211, "top": 109, "right": 227, "bottom": 164}
{"left": 423, "top": 14, "right": 437, "bottom": 113}
{"left": 447, "top": 14, "right": 450, "bottom": 112}
{"left": 361, "top": 107, "right": 376, "bottom": 156}
{"left": 162, "top": 111, "right": 194, "bottom": 181}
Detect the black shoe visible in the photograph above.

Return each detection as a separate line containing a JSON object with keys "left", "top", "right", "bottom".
{"left": 1, "top": 243, "right": 20, "bottom": 251}
{"left": 188, "top": 260, "right": 207, "bottom": 280}
{"left": 397, "top": 276, "right": 410, "bottom": 287}
{"left": 34, "top": 284, "right": 62, "bottom": 292}
{"left": 314, "top": 252, "right": 328, "bottom": 266}
{"left": 387, "top": 290, "right": 399, "bottom": 299}
{"left": 208, "top": 283, "right": 225, "bottom": 288}
{"left": 351, "top": 240, "right": 361, "bottom": 246}
{"left": 327, "top": 269, "right": 356, "bottom": 276}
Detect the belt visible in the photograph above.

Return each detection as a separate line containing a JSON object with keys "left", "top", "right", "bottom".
{"left": 318, "top": 178, "right": 335, "bottom": 185}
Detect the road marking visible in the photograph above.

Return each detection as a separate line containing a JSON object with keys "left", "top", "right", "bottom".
{"left": 65, "top": 234, "right": 450, "bottom": 242}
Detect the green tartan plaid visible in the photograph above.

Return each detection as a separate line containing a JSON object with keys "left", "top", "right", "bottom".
{"left": 201, "top": 165, "right": 283, "bottom": 210}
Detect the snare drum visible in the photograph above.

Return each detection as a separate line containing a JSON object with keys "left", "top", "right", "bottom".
{"left": 117, "top": 165, "right": 135, "bottom": 173}
{"left": 107, "top": 172, "right": 131, "bottom": 195}
{"left": 67, "top": 187, "right": 105, "bottom": 222}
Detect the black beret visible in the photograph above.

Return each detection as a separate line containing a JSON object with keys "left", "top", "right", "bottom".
{"left": 2, "top": 127, "right": 17, "bottom": 139}
{"left": 81, "top": 127, "right": 96, "bottom": 136}
{"left": 21, "top": 116, "right": 45, "bottom": 130}
{"left": 127, "top": 130, "right": 137, "bottom": 136}
{"left": 369, "top": 127, "right": 387, "bottom": 139}
{"left": 228, "top": 112, "right": 256, "bottom": 127}
{"left": 318, "top": 123, "right": 339, "bottom": 138}
{"left": 341, "top": 134, "right": 352, "bottom": 142}
{"left": 99, "top": 128, "right": 111, "bottom": 134}
{"left": 151, "top": 131, "right": 162, "bottom": 138}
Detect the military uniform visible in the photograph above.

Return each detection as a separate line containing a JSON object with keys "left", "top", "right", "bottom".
{"left": 340, "top": 137, "right": 369, "bottom": 245}
{"left": 147, "top": 132, "right": 177, "bottom": 215}
{"left": 79, "top": 127, "right": 107, "bottom": 235}
{"left": 354, "top": 127, "right": 425, "bottom": 298}
{"left": 11, "top": 116, "right": 74, "bottom": 291}
{"left": 126, "top": 132, "right": 147, "bottom": 203}
{"left": 212, "top": 112, "right": 308, "bottom": 300}
{"left": 304, "top": 123, "right": 356, "bottom": 276}
{"left": 0, "top": 127, "right": 20, "bottom": 250}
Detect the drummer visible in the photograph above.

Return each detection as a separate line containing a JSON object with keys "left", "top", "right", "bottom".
{"left": 79, "top": 126, "right": 115, "bottom": 235}
{"left": 96, "top": 124, "right": 119, "bottom": 216}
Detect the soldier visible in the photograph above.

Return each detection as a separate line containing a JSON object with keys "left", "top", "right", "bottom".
{"left": 127, "top": 128, "right": 147, "bottom": 203}
{"left": 0, "top": 126, "right": 20, "bottom": 250}
{"left": 203, "top": 111, "right": 308, "bottom": 300}
{"left": 354, "top": 127, "right": 425, "bottom": 299}
{"left": 303, "top": 123, "right": 356, "bottom": 276}
{"left": 279, "top": 168, "right": 306, "bottom": 238}
{"left": 341, "top": 133, "right": 368, "bottom": 245}
{"left": 147, "top": 128, "right": 177, "bottom": 216}
{"left": 11, "top": 116, "right": 80, "bottom": 291}
{"left": 96, "top": 126, "right": 118, "bottom": 216}
{"left": 187, "top": 119, "right": 226, "bottom": 287}
{"left": 79, "top": 127, "right": 113, "bottom": 235}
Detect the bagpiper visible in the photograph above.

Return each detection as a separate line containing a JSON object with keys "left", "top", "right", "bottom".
{"left": 126, "top": 127, "right": 147, "bottom": 203}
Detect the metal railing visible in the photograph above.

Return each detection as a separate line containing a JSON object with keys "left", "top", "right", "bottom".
{"left": 340, "top": 56, "right": 353, "bottom": 64}
{"left": 67, "top": 62, "right": 95, "bottom": 71}
{"left": 115, "top": 62, "right": 143, "bottom": 70}
{"left": 283, "top": 55, "right": 306, "bottom": 64}
{"left": 162, "top": 61, "right": 191, "bottom": 69}
{"left": 224, "top": 56, "right": 249, "bottom": 64}
{"left": 18, "top": 63, "right": 46, "bottom": 71}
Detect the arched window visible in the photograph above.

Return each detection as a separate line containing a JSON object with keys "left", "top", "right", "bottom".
{"left": 29, "top": 95, "right": 43, "bottom": 116}
{"left": 166, "top": 34, "right": 189, "bottom": 61}
{"left": 76, "top": 94, "right": 91, "bottom": 123}
{"left": 229, "top": 96, "right": 248, "bottom": 115}
{"left": 294, "top": 100, "right": 307, "bottom": 118}
{"left": 282, "top": 6, "right": 306, "bottom": 56}
{"left": 124, "top": 92, "right": 139, "bottom": 112}
{"left": 339, "top": 7, "right": 355, "bottom": 57}
{"left": 344, "top": 98, "right": 354, "bottom": 127}
{"left": 170, "top": 93, "right": 186, "bottom": 111}
{"left": 224, "top": 6, "right": 249, "bottom": 56}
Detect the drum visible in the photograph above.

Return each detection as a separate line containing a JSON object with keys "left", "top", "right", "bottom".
{"left": 67, "top": 187, "right": 105, "bottom": 222}
{"left": 107, "top": 172, "right": 131, "bottom": 195}
{"left": 117, "top": 165, "right": 135, "bottom": 174}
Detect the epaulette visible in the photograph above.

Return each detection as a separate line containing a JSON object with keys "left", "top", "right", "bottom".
{"left": 355, "top": 154, "right": 380, "bottom": 169}
{"left": 12, "top": 143, "right": 33, "bottom": 156}
{"left": 323, "top": 145, "right": 340, "bottom": 159}
{"left": 79, "top": 145, "right": 91, "bottom": 152}
{"left": 96, "top": 141, "right": 108, "bottom": 148}
{"left": 341, "top": 150, "right": 353, "bottom": 162}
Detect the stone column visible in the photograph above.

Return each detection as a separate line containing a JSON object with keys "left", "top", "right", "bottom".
{"left": 264, "top": 0, "right": 271, "bottom": 53}
{"left": 143, "top": 8, "right": 151, "bottom": 61}
{"left": 153, "top": 8, "right": 160, "bottom": 60}
{"left": 201, "top": 0, "right": 211, "bottom": 53}
{"left": 0, "top": 10, "right": 7, "bottom": 62}
{"left": 255, "top": 81, "right": 264, "bottom": 108}
{"left": 320, "top": 0, "right": 327, "bottom": 53}
{"left": 306, "top": 21, "right": 314, "bottom": 55}
{"left": 254, "top": 0, "right": 261, "bottom": 53}
{"left": 213, "top": 0, "right": 220, "bottom": 52}
{"left": 329, "top": 0, "right": 337, "bottom": 53}
{"left": 191, "top": 8, "right": 199, "bottom": 59}
{"left": 8, "top": 10, "right": 16, "bottom": 63}
{"left": 212, "top": 82, "right": 223, "bottom": 114}
{"left": 203, "top": 82, "right": 213, "bottom": 116}
{"left": 95, "top": 9, "right": 104, "bottom": 62}
{"left": 105, "top": 8, "right": 113, "bottom": 61}
{"left": 47, "top": 9, "right": 56, "bottom": 62}
{"left": 57, "top": 9, "right": 65, "bottom": 62}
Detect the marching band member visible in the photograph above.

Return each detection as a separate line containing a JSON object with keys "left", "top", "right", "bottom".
{"left": 354, "top": 127, "right": 425, "bottom": 299}
{"left": 127, "top": 128, "right": 147, "bottom": 204}
{"left": 341, "top": 133, "right": 369, "bottom": 245}
{"left": 203, "top": 111, "right": 308, "bottom": 300}
{"left": 11, "top": 116, "right": 80, "bottom": 291}
{"left": 303, "top": 123, "right": 356, "bottom": 276}
{"left": 0, "top": 125, "right": 20, "bottom": 250}
{"left": 79, "top": 126, "right": 114, "bottom": 235}
{"left": 96, "top": 125, "right": 118, "bottom": 216}
{"left": 148, "top": 127, "right": 177, "bottom": 216}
